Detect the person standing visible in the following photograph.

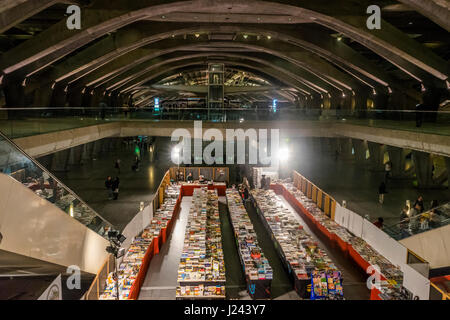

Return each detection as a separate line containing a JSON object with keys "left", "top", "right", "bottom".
{"left": 373, "top": 217, "right": 384, "bottom": 229}
{"left": 260, "top": 174, "right": 266, "bottom": 189}
{"left": 112, "top": 177, "right": 120, "bottom": 200}
{"left": 115, "top": 159, "right": 121, "bottom": 174}
{"left": 378, "top": 181, "right": 386, "bottom": 204}
{"left": 384, "top": 161, "right": 392, "bottom": 183}
{"left": 413, "top": 196, "right": 425, "bottom": 213}
{"left": 105, "top": 176, "right": 113, "bottom": 200}
{"left": 187, "top": 172, "right": 193, "bottom": 183}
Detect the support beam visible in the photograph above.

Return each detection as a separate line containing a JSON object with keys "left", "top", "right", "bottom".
{"left": 386, "top": 145, "right": 408, "bottom": 179}
{"left": 411, "top": 150, "right": 437, "bottom": 188}
{"left": 368, "top": 141, "right": 385, "bottom": 171}
{"left": 352, "top": 139, "right": 367, "bottom": 167}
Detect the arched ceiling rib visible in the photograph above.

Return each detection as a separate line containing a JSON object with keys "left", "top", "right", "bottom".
{"left": 0, "top": 0, "right": 448, "bottom": 85}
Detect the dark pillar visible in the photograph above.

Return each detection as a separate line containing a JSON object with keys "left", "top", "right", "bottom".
{"left": 51, "top": 149, "right": 70, "bottom": 172}
{"left": 411, "top": 151, "right": 436, "bottom": 188}
{"left": 353, "top": 139, "right": 367, "bottom": 167}
{"left": 3, "top": 75, "right": 25, "bottom": 107}
{"left": 68, "top": 145, "right": 83, "bottom": 166}
{"left": 386, "top": 145, "right": 407, "bottom": 178}
{"left": 92, "top": 140, "right": 103, "bottom": 159}
{"left": 81, "top": 142, "right": 94, "bottom": 162}
{"left": 368, "top": 141, "right": 385, "bottom": 171}
{"left": 338, "top": 138, "right": 354, "bottom": 160}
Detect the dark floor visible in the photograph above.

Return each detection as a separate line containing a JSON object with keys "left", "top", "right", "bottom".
{"left": 52, "top": 144, "right": 169, "bottom": 231}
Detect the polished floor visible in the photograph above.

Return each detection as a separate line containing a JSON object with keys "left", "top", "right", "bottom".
{"left": 50, "top": 144, "right": 169, "bottom": 231}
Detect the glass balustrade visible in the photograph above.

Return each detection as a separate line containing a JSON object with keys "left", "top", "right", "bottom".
{"left": 0, "top": 131, "right": 114, "bottom": 238}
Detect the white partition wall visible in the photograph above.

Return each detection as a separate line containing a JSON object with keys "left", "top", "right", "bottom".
{"left": 0, "top": 173, "right": 109, "bottom": 274}
{"left": 334, "top": 203, "right": 430, "bottom": 300}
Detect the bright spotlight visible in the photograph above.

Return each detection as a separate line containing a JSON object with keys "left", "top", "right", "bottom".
{"left": 278, "top": 147, "right": 290, "bottom": 161}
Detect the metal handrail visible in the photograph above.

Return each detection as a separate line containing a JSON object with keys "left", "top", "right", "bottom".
{"left": 0, "top": 130, "right": 115, "bottom": 233}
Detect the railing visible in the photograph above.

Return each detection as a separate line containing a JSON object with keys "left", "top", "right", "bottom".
{"left": 292, "top": 170, "right": 336, "bottom": 219}
{"left": 1, "top": 107, "right": 450, "bottom": 139}
{"left": 84, "top": 254, "right": 115, "bottom": 300}
{"left": 384, "top": 202, "right": 450, "bottom": 240}
{"left": 0, "top": 131, "right": 114, "bottom": 238}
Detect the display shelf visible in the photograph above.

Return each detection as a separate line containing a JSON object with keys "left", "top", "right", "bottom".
{"left": 226, "top": 189, "right": 273, "bottom": 299}
{"left": 250, "top": 189, "right": 343, "bottom": 300}
{"left": 177, "top": 188, "right": 226, "bottom": 299}
{"left": 99, "top": 184, "right": 181, "bottom": 300}
{"left": 276, "top": 181, "right": 406, "bottom": 299}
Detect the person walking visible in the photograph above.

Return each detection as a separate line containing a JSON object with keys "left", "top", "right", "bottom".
{"left": 105, "top": 176, "right": 113, "bottom": 200}
{"left": 384, "top": 161, "right": 392, "bottom": 183}
{"left": 378, "top": 181, "right": 386, "bottom": 204}
{"left": 112, "top": 177, "right": 120, "bottom": 200}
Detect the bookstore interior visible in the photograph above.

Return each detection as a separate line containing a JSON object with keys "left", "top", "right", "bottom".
{"left": 92, "top": 166, "right": 434, "bottom": 301}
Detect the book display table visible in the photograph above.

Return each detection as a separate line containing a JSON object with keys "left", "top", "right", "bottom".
{"left": 250, "top": 189, "right": 343, "bottom": 300}
{"left": 275, "top": 182, "right": 405, "bottom": 300}
{"left": 176, "top": 188, "right": 226, "bottom": 299}
{"left": 99, "top": 185, "right": 181, "bottom": 300}
{"left": 180, "top": 182, "right": 226, "bottom": 196}
{"left": 226, "top": 189, "right": 273, "bottom": 299}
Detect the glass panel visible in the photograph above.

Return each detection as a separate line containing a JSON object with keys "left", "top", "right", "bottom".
{"left": 0, "top": 131, "right": 113, "bottom": 238}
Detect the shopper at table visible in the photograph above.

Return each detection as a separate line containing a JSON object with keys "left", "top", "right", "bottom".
{"left": 105, "top": 176, "right": 113, "bottom": 200}
{"left": 186, "top": 172, "right": 194, "bottom": 183}
{"left": 112, "top": 177, "right": 120, "bottom": 200}
{"left": 373, "top": 217, "right": 384, "bottom": 229}
{"left": 429, "top": 209, "right": 441, "bottom": 228}
{"left": 413, "top": 196, "right": 425, "bottom": 213}
{"left": 378, "top": 181, "right": 386, "bottom": 204}
{"left": 260, "top": 175, "right": 266, "bottom": 189}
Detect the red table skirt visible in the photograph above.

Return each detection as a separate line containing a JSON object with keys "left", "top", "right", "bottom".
{"left": 348, "top": 245, "right": 371, "bottom": 272}
{"left": 334, "top": 234, "right": 349, "bottom": 253}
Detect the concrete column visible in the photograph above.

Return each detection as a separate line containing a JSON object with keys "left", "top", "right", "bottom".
{"left": 92, "top": 140, "right": 103, "bottom": 159}
{"left": 368, "top": 141, "right": 385, "bottom": 171}
{"left": 50, "top": 149, "right": 70, "bottom": 172}
{"left": 386, "top": 145, "right": 407, "bottom": 178}
{"left": 3, "top": 75, "right": 25, "bottom": 107}
{"left": 81, "top": 142, "right": 93, "bottom": 161}
{"left": 68, "top": 145, "right": 83, "bottom": 166}
{"left": 411, "top": 150, "right": 436, "bottom": 188}
{"left": 444, "top": 157, "right": 450, "bottom": 191}
{"left": 338, "top": 138, "right": 353, "bottom": 160}
{"left": 352, "top": 139, "right": 367, "bottom": 167}
{"left": 49, "top": 84, "right": 67, "bottom": 107}
{"left": 32, "top": 83, "right": 54, "bottom": 107}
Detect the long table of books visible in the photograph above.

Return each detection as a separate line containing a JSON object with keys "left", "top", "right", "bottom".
{"left": 225, "top": 189, "right": 273, "bottom": 299}
{"left": 99, "top": 184, "right": 181, "bottom": 300}
{"left": 250, "top": 189, "right": 344, "bottom": 300}
{"left": 274, "top": 182, "right": 407, "bottom": 300}
{"left": 176, "top": 188, "right": 226, "bottom": 299}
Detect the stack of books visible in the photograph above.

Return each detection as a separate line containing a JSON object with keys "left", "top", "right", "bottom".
{"left": 177, "top": 188, "right": 226, "bottom": 299}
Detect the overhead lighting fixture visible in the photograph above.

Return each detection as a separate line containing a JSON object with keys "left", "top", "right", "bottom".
{"left": 0, "top": 75, "right": 3, "bottom": 85}
{"left": 51, "top": 82, "right": 56, "bottom": 90}
{"left": 81, "top": 87, "right": 86, "bottom": 94}
{"left": 171, "top": 34, "right": 175, "bottom": 38}
{"left": 351, "top": 90, "right": 355, "bottom": 96}
{"left": 90, "top": 90, "right": 94, "bottom": 95}
{"left": 446, "top": 80, "right": 450, "bottom": 90}
{"left": 22, "top": 78, "right": 27, "bottom": 87}
{"left": 243, "top": 34, "right": 248, "bottom": 39}
{"left": 161, "top": 15, "right": 166, "bottom": 19}
{"left": 267, "top": 35, "right": 271, "bottom": 40}
{"left": 195, "top": 33, "right": 200, "bottom": 38}
{"left": 388, "top": 86, "right": 393, "bottom": 94}
{"left": 64, "top": 85, "right": 68, "bottom": 93}
{"left": 342, "top": 92, "right": 346, "bottom": 98}
{"left": 337, "top": 36, "right": 342, "bottom": 41}
{"left": 372, "top": 88, "right": 377, "bottom": 95}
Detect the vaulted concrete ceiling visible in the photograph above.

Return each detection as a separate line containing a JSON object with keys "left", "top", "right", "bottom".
{"left": 0, "top": 0, "right": 449, "bottom": 108}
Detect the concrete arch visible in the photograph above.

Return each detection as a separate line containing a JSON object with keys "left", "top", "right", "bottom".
{"left": 0, "top": 0, "right": 448, "bottom": 84}
{"left": 23, "top": 23, "right": 394, "bottom": 92}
